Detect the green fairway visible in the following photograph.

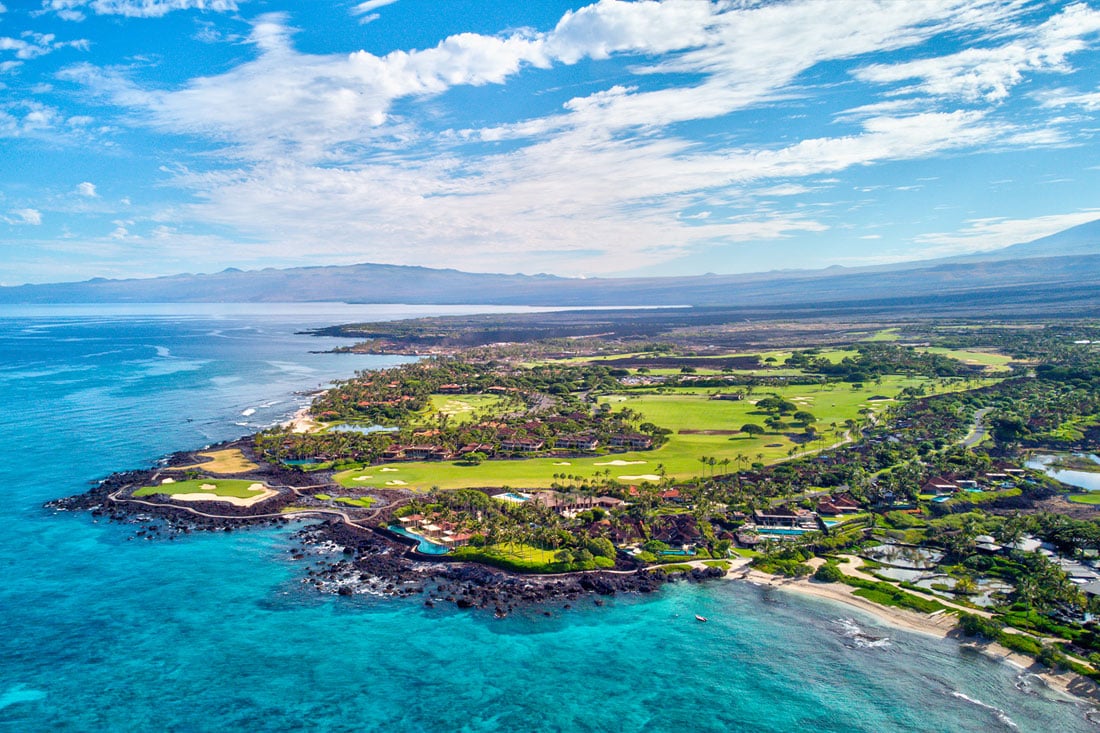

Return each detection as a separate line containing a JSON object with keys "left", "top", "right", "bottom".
{"left": 421, "top": 393, "right": 507, "bottom": 425}
{"left": 134, "top": 478, "right": 268, "bottom": 498}
{"left": 1068, "top": 493, "right": 1100, "bottom": 505}
{"left": 333, "top": 376, "right": 980, "bottom": 491}
{"left": 919, "top": 347, "right": 1014, "bottom": 372}
{"left": 862, "top": 328, "right": 901, "bottom": 342}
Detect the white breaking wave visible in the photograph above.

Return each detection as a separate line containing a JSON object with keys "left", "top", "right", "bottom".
{"left": 950, "top": 691, "right": 1019, "bottom": 730}
{"left": 833, "top": 617, "right": 891, "bottom": 649}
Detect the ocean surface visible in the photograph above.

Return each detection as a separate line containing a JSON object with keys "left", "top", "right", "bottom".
{"left": 0, "top": 303, "right": 1095, "bottom": 733}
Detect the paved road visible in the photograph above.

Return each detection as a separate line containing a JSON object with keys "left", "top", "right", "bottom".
{"left": 960, "top": 407, "right": 993, "bottom": 448}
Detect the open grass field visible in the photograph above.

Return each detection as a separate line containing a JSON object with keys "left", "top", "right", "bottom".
{"left": 1068, "top": 493, "right": 1100, "bottom": 505}
{"left": 168, "top": 448, "right": 258, "bottom": 474}
{"left": 450, "top": 542, "right": 560, "bottom": 571}
{"left": 919, "top": 347, "right": 1015, "bottom": 372}
{"left": 862, "top": 328, "right": 901, "bottom": 342}
{"left": 421, "top": 394, "right": 508, "bottom": 425}
{"left": 134, "top": 478, "right": 268, "bottom": 498}
{"left": 334, "top": 376, "right": 988, "bottom": 492}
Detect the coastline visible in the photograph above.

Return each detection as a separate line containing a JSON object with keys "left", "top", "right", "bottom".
{"left": 735, "top": 567, "right": 1100, "bottom": 706}
{"left": 285, "top": 404, "right": 321, "bottom": 434}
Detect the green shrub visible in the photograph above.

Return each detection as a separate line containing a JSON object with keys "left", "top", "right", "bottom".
{"left": 813, "top": 563, "right": 845, "bottom": 583}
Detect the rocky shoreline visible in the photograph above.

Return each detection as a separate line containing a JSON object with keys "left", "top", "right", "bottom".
{"left": 47, "top": 449, "right": 724, "bottom": 617}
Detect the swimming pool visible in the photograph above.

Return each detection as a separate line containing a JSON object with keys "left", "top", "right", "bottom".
{"left": 757, "top": 528, "right": 808, "bottom": 536}
{"left": 388, "top": 525, "right": 451, "bottom": 555}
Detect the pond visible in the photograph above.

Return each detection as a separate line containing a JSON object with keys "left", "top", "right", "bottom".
{"left": 863, "top": 543, "right": 943, "bottom": 569}
{"left": 1026, "top": 453, "right": 1100, "bottom": 492}
{"left": 387, "top": 525, "right": 451, "bottom": 555}
{"left": 330, "top": 423, "right": 400, "bottom": 434}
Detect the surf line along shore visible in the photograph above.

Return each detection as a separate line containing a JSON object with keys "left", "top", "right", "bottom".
{"left": 734, "top": 561, "right": 1100, "bottom": 707}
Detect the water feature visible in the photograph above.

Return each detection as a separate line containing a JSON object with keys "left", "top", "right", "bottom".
{"left": 1027, "top": 453, "right": 1100, "bottom": 492}
{"left": 864, "top": 543, "right": 944, "bottom": 569}
{"left": 330, "top": 423, "right": 401, "bottom": 434}
{"left": 387, "top": 525, "right": 452, "bottom": 555}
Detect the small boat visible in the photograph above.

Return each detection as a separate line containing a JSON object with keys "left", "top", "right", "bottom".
{"left": 695, "top": 614, "right": 708, "bottom": 623}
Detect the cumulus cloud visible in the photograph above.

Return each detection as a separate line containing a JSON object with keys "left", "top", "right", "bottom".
{"left": 76, "top": 181, "right": 97, "bottom": 197}
{"left": 55, "top": 0, "right": 1100, "bottom": 274}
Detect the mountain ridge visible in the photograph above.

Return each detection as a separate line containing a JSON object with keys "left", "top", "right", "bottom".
{"left": 2, "top": 219, "right": 1097, "bottom": 312}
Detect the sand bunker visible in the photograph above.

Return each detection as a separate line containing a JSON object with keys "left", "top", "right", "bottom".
{"left": 160, "top": 477, "right": 175, "bottom": 484}
{"left": 618, "top": 474, "right": 661, "bottom": 481}
{"left": 595, "top": 460, "right": 646, "bottom": 466}
{"left": 380, "top": 467, "right": 399, "bottom": 472}
{"left": 385, "top": 480, "right": 408, "bottom": 486}
{"left": 553, "top": 461, "right": 572, "bottom": 466}
{"left": 352, "top": 476, "right": 374, "bottom": 481}
{"left": 200, "top": 483, "right": 217, "bottom": 491}
{"left": 171, "top": 485, "right": 278, "bottom": 507}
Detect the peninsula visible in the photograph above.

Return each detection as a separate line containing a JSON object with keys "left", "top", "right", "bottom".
{"left": 53, "top": 311, "right": 1100, "bottom": 697}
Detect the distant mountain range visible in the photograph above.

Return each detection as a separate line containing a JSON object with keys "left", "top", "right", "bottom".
{"left": 2, "top": 219, "right": 1098, "bottom": 315}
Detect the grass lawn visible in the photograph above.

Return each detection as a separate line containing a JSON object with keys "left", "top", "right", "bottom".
{"left": 862, "top": 328, "right": 901, "bottom": 342}
{"left": 333, "top": 496, "right": 376, "bottom": 508}
{"left": 919, "top": 347, "right": 1015, "bottom": 372}
{"left": 419, "top": 394, "right": 508, "bottom": 426}
{"left": 1068, "top": 493, "right": 1100, "bottom": 505}
{"left": 450, "top": 542, "right": 560, "bottom": 572}
{"left": 169, "top": 448, "right": 258, "bottom": 474}
{"left": 134, "top": 478, "right": 267, "bottom": 498}
{"left": 335, "top": 376, "right": 980, "bottom": 491}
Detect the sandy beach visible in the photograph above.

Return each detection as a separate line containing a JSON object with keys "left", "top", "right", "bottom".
{"left": 735, "top": 566, "right": 1100, "bottom": 705}
{"left": 284, "top": 405, "right": 321, "bottom": 434}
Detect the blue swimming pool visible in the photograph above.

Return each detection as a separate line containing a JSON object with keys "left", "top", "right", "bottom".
{"left": 388, "top": 525, "right": 451, "bottom": 555}
{"left": 659, "top": 549, "right": 696, "bottom": 557}
{"left": 757, "top": 528, "right": 807, "bottom": 536}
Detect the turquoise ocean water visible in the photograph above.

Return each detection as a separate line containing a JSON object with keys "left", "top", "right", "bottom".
{"left": 0, "top": 304, "right": 1095, "bottom": 732}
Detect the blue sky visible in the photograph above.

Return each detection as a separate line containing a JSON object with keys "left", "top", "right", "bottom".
{"left": 2, "top": 0, "right": 1100, "bottom": 284}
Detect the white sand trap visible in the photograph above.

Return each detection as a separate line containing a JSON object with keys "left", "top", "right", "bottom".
{"left": 200, "top": 483, "right": 217, "bottom": 491}
{"left": 553, "top": 461, "right": 572, "bottom": 466}
{"left": 380, "top": 467, "right": 399, "bottom": 472}
{"left": 385, "top": 480, "right": 408, "bottom": 486}
{"left": 618, "top": 474, "right": 661, "bottom": 481}
{"left": 595, "top": 460, "right": 646, "bottom": 466}
{"left": 160, "top": 477, "right": 175, "bottom": 484}
{"left": 171, "top": 487, "right": 278, "bottom": 507}
{"left": 352, "top": 476, "right": 374, "bottom": 481}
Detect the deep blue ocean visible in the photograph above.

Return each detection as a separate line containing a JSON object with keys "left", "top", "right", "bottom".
{"left": 0, "top": 303, "right": 1094, "bottom": 732}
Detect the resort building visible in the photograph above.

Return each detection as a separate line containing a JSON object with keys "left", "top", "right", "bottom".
{"left": 556, "top": 435, "right": 600, "bottom": 451}
{"left": 608, "top": 434, "right": 654, "bottom": 450}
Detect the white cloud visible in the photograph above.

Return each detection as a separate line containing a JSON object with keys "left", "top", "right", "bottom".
{"left": 351, "top": 0, "right": 396, "bottom": 23}
{"left": 854, "top": 2, "right": 1100, "bottom": 102}
{"left": 55, "top": 0, "right": 1100, "bottom": 274}
{"left": 7, "top": 208, "right": 42, "bottom": 225}
{"left": 913, "top": 211, "right": 1100, "bottom": 256}
{"left": 1037, "top": 86, "right": 1100, "bottom": 112}
{"left": 76, "top": 181, "right": 97, "bottom": 197}
{"left": 41, "top": 0, "right": 238, "bottom": 20}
